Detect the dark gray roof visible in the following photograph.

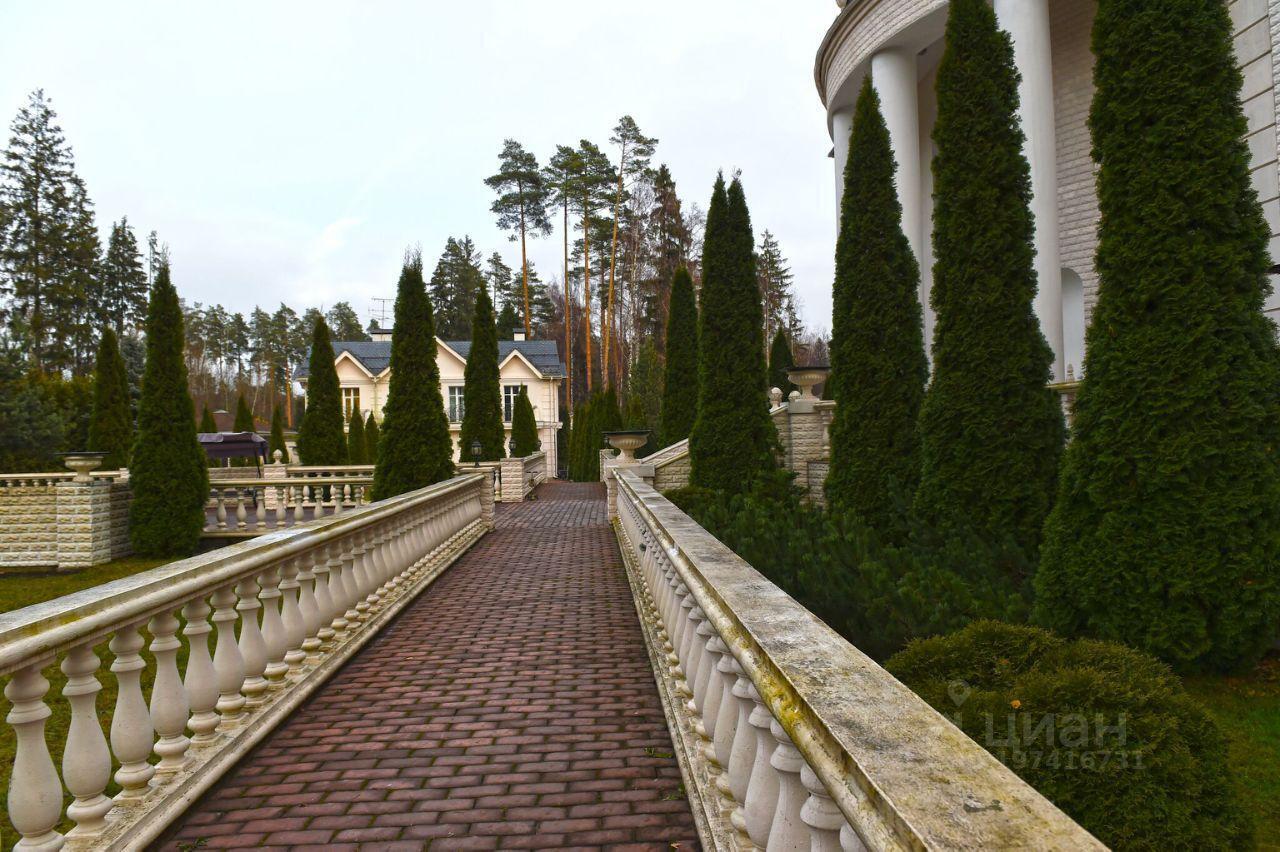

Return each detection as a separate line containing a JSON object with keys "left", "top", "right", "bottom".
{"left": 297, "top": 338, "right": 564, "bottom": 379}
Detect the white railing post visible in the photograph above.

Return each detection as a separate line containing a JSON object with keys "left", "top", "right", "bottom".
{"left": 181, "top": 596, "right": 219, "bottom": 745}
{"left": 278, "top": 557, "right": 307, "bottom": 673}
{"left": 767, "top": 720, "right": 809, "bottom": 848}
{"left": 235, "top": 575, "right": 268, "bottom": 707}
{"left": 259, "top": 567, "right": 288, "bottom": 685}
{"left": 211, "top": 584, "right": 246, "bottom": 728}
{"left": 6, "top": 657, "right": 63, "bottom": 849}
{"left": 801, "top": 764, "right": 849, "bottom": 852}
{"left": 149, "top": 609, "right": 192, "bottom": 776}
{"left": 298, "top": 549, "right": 324, "bottom": 661}
{"left": 742, "top": 684, "right": 780, "bottom": 846}
{"left": 110, "top": 624, "right": 155, "bottom": 800}
{"left": 326, "top": 542, "right": 350, "bottom": 641}
{"left": 61, "top": 644, "right": 112, "bottom": 840}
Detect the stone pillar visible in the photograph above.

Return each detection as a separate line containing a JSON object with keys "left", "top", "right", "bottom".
{"left": 831, "top": 107, "right": 855, "bottom": 222}
{"left": 604, "top": 456, "right": 656, "bottom": 521}
{"left": 264, "top": 449, "right": 287, "bottom": 511}
{"left": 871, "top": 48, "right": 923, "bottom": 263}
{"left": 56, "top": 480, "right": 131, "bottom": 571}
{"left": 994, "top": 0, "right": 1063, "bottom": 379}
{"left": 480, "top": 469, "right": 496, "bottom": 531}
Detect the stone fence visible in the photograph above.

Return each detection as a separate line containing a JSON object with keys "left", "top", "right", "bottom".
{"left": 610, "top": 467, "right": 1100, "bottom": 850}
{"left": 0, "top": 472, "right": 492, "bottom": 850}
{"left": 497, "top": 451, "right": 547, "bottom": 502}
{"left": 0, "top": 471, "right": 132, "bottom": 573}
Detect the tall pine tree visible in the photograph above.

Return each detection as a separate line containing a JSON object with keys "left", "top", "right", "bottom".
{"left": 485, "top": 140, "right": 552, "bottom": 338}
{"left": 659, "top": 266, "right": 698, "bottom": 447}
{"left": 97, "top": 217, "right": 147, "bottom": 335}
{"left": 826, "top": 79, "right": 928, "bottom": 528}
{"left": 913, "top": 0, "right": 1064, "bottom": 561}
{"left": 87, "top": 327, "right": 132, "bottom": 470}
{"left": 129, "top": 263, "right": 208, "bottom": 556}
{"left": 1035, "top": 0, "right": 1280, "bottom": 672}
{"left": 296, "top": 317, "right": 347, "bottom": 465}
{"left": 372, "top": 251, "right": 455, "bottom": 500}
{"left": 689, "top": 175, "right": 775, "bottom": 493}
{"left": 459, "top": 284, "right": 505, "bottom": 461}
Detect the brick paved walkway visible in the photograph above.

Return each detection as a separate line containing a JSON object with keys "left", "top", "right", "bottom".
{"left": 160, "top": 481, "right": 698, "bottom": 851}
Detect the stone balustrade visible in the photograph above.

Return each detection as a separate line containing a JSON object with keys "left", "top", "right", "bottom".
{"left": 0, "top": 472, "right": 493, "bottom": 851}
{"left": 205, "top": 476, "right": 374, "bottom": 537}
{"left": 497, "top": 451, "right": 547, "bottom": 502}
{"left": 612, "top": 468, "right": 1102, "bottom": 850}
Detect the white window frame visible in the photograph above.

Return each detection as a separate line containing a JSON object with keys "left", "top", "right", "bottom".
{"left": 503, "top": 384, "right": 524, "bottom": 423}
{"left": 341, "top": 387, "right": 361, "bottom": 420}
{"left": 448, "top": 386, "right": 465, "bottom": 423}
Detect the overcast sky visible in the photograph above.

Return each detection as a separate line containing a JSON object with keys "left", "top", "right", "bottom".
{"left": 1, "top": 1, "right": 839, "bottom": 333}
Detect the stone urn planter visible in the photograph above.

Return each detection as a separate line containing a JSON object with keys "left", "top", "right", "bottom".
{"left": 787, "top": 365, "right": 831, "bottom": 401}
{"left": 604, "top": 430, "right": 651, "bottom": 463}
{"left": 58, "top": 451, "right": 108, "bottom": 483}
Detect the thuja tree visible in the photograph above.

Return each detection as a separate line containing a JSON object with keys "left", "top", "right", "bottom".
{"left": 767, "top": 328, "right": 793, "bottom": 398}
{"left": 363, "top": 412, "right": 379, "bottom": 464}
{"left": 296, "top": 318, "right": 347, "bottom": 465}
{"left": 372, "top": 252, "right": 455, "bottom": 500}
{"left": 511, "top": 386, "right": 540, "bottom": 456}
{"left": 129, "top": 263, "right": 209, "bottom": 557}
{"left": 826, "top": 79, "right": 928, "bottom": 528}
{"left": 1035, "top": 0, "right": 1280, "bottom": 671}
{"left": 659, "top": 265, "right": 698, "bottom": 446}
{"left": 87, "top": 327, "right": 133, "bottom": 470}
{"left": 199, "top": 406, "right": 216, "bottom": 434}
{"left": 346, "top": 407, "right": 367, "bottom": 464}
{"left": 689, "top": 175, "right": 776, "bottom": 494}
{"left": 459, "top": 285, "right": 505, "bottom": 460}
{"left": 268, "top": 404, "right": 289, "bottom": 463}
{"left": 913, "top": 0, "right": 1064, "bottom": 562}
{"left": 233, "top": 394, "right": 254, "bottom": 432}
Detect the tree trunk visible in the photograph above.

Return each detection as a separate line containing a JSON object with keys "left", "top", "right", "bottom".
{"left": 563, "top": 200, "right": 573, "bottom": 414}
{"left": 604, "top": 165, "right": 624, "bottom": 384}
{"left": 519, "top": 195, "right": 532, "bottom": 338}
{"left": 582, "top": 211, "right": 594, "bottom": 393}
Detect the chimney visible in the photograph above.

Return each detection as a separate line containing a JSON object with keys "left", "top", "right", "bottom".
{"left": 513, "top": 331, "right": 526, "bottom": 341}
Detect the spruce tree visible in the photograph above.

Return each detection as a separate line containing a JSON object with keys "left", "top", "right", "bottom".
{"left": 128, "top": 263, "right": 208, "bottom": 557}
{"left": 767, "top": 328, "right": 794, "bottom": 398}
{"left": 826, "top": 79, "right": 929, "bottom": 528}
{"left": 97, "top": 217, "right": 148, "bottom": 334}
{"left": 913, "top": 0, "right": 1064, "bottom": 561}
{"left": 511, "top": 386, "right": 540, "bottom": 456}
{"left": 1035, "top": 0, "right": 1280, "bottom": 671}
{"left": 363, "top": 412, "right": 379, "bottom": 466}
{"left": 199, "top": 405, "right": 217, "bottom": 434}
{"left": 346, "top": 407, "right": 367, "bottom": 465}
{"left": 689, "top": 175, "right": 776, "bottom": 494}
{"left": 496, "top": 301, "right": 520, "bottom": 340}
{"left": 459, "top": 285, "right": 505, "bottom": 460}
{"left": 660, "top": 266, "right": 698, "bottom": 447}
{"left": 87, "top": 327, "right": 132, "bottom": 470}
{"left": 296, "top": 317, "right": 347, "bottom": 466}
{"left": 372, "top": 251, "right": 456, "bottom": 500}
{"left": 268, "top": 404, "right": 289, "bottom": 463}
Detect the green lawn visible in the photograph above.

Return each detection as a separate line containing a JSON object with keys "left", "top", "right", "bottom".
{"left": 1, "top": 556, "right": 168, "bottom": 850}
{"left": 1185, "top": 657, "right": 1280, "bottom": 850}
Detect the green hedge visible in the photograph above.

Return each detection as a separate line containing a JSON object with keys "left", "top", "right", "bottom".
{"left": 886, "top": 621, "right": 1252, "bottom": 850}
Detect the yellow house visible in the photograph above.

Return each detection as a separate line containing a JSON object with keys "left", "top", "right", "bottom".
{"left": 297, "top": 328, "right": 564, "bottom": 472}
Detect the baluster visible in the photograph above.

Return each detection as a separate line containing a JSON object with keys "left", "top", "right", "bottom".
{"left": 301, "top": 548, "right": 327, "bottom": 659}
{"left": 272, "top": 486, "right": 285, "bottom": 528}
{"left": 718, "top": 664, "right": 756, "bottom": 809}
{"left": 236, "top": 575, "right": 269, "bottom": 707}
{"left": 841, "top": 823, "right": 870, "bottom": 852}
{"left": 767, "top": 721, "right": 808, "bottom": 848}
{"left": 182, "top": 596, "right": 219, "bottom": 744}
{"left": 326, "top": 542, "right": 350, "bottom": 641}
{"left": 260, "top": 566, "right": 288, "bottom": 684}
{"left": 714, "top": 652, "right": 745, "bottom": 769}
{"left": 211, "top": 584, "right": 246, "bottom": 727}
{"left": 801, "top": 764, "right": 847, "bottom": 852}
{"left": 149, "top": 609, "right": 191, "bottom": 775}
{"left": 61, "top": 645, "right": 113, "bottom": 839}
{"left": 215, "top": 490, "right": 227, "bottom": 529}
{"left": 279, "top": 557, "right": 307, "bottom": 672}
{"left": 333, "top": 483, "right": 345, "bottom": 516}
{"left": 6, "top": 658, "right": 63, "bottom": 848}
{"left": 365, "top": 528, "right": 387, "bottom": 607}
{"left": 700, "top": 634, "right": 729, "bottom": 749}
{"left": 110, "top": 624, "right": 156, "bottom": 799}
{"left": 235, "top": 491, "right": 247, "bottom": 530}
{"left": 681, "top": 604, "right": 706, "bottom": 708}
{"left": 339, "top": 538, "right": 363, "bottom": 630}
{"left": 255, "top": 487, "right": 266, "bottom": 530}
{"left": 352, "top": 531, "right": 375, "bottom": 621}
{"left": 742, "top": 685, "right": 780, "bottom": 846}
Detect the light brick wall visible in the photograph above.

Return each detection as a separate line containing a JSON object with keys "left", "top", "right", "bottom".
{"left": 654, "top": 453, "right": 691, "bottom": 492}
{"left": 818, "top": 0, "right": 947, "bottom": 108}
{"left": 0, "top": 483, "right": 59, "bottom": 569}
{"left": 0, "top": 479, "right": 132, "bottom": 573}
{"left": 498, "top": 452, "right": 547, "bottom": 502}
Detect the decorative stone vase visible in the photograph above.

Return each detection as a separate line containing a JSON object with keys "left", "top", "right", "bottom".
{"left": 787, "top": 365, "right": 831, "bottom": 401}
{"left": 58, "top": 451, "right": 108, "bottom": 483}
{"left": 604, "top": 430, "right": 651, "bottom": 463}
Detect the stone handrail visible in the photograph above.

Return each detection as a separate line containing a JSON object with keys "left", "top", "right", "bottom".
{"left": 0, "top": 470, "right": 127, "bottom": 488}
{"left": 282, "top": 464, "right": 375, "bottom": 478}
{"left": 206, "top": 476, "right": 374, "bottom": 534}
{"left": 1, "top": 472, "right": 493, "bottom": 850}
{"left": 498, "top": 451, "right": 546, "bottom": 502}
{"left": 612, "top": 470, "right": 1102, "bottom": 850}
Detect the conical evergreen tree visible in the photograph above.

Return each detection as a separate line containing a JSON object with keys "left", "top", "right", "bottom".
{"left": 372, "top": 251, "right": 456, "bottom": 500}
{"left": 233, "top": 394, "right": 254, "bottom": 432}
{"left": 660, "top": 266, "right": 699, "bottom": 447}
{"left": 296, "top": 318, "right": 347, "bottom": 466}
{"left": 363, "top": 412, "right": 379, "bottom": 466}
{"left": 568, "top": 400, "right": 589, "bottom": 480}
{"left": 87, "top": 327, "right": 132, "bottom": 470}
{"left": 511, "top": 386, "right": 540, "bottom": 456}
{"left": 826, "top": 79, "right": 929, "bottom": 528}
{"left": 767, "top": 328, "right": 794, "bottom": 399}
{"left": 346, "top": 406, "right": 368, "bottom": 465}
{"left": 913, "top": 0, "right": 1064, "bottom": 562}
{"left": 1035, "top": 0, "right": 1280, "bottom": 672}
{"left": 689, "top": 175, "right": 776, "bottom": 494}
{"left": 459, "top": 285, "right": 506, "bottom": 460}
{"left": 128, "top": 263, "right": 209, "bottom": 557}
{"left": 199, "top": 405, "right": 217, "bottom": 434}
{"left": 268, "top": 404, "right": 289, "bottom": 463}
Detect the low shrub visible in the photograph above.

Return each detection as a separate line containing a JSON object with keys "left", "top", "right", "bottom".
{"left": 886, "top": 621, "right": 1253, "bottom": 850}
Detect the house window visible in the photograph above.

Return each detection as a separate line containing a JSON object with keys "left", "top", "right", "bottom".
{"left": 503, "top": 385, "right": 524, "bottom": 422}
{"left": 448, "top": 386, "right": 465, "bottom": 423}
{"left": 342, "top": 387, "right": 361, "bottom": 419}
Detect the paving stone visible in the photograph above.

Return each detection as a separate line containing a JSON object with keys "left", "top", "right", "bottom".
{"left": 157, "top": 482, "right": 697, "bottom": 849}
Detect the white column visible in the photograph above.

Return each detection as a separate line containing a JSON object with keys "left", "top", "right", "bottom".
{"left": 871, "top": 48, "right": 924, "bottom": 263}
{"left": 831, "top": 107, "right": 855, "bottom": 223}
{"left": 995, "top": 0, "right": 1063, "bottom": 380}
